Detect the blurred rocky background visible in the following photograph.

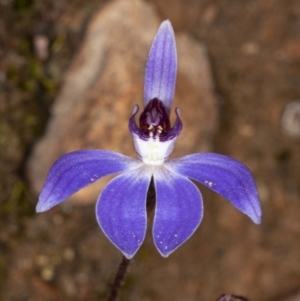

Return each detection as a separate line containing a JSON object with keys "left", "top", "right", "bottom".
{"left": 1, "top": 0, "right": 300, "bottom": 300}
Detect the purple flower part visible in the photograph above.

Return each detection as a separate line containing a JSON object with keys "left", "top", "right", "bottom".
{"left": 96, "top": 167, "right": 151, "bottom": 259}
{"left": 153, "top": 167, "right": 203, "bottom": 257}
{"left": 144, "top": 20, "right": 177, "bottom": 113}
{"left": 37, "top": 150, "right": 141, "bottom": 213}
{"left": 36, "top": 20, "right": 262, "bottom": 259}
{"left": 139, "top": 98, "right": 171, "bottom": 137}
{"left": 216, "top": 294, "right": 249, "bottom": 301}
{"left": 129, "top": 104, "right": 182, "bottom": 142}
{"left": 167, "top": 153, "right": 262, "bottom": 224}
{"left": 129, "top": 105, "right": 182, "bottom": 165}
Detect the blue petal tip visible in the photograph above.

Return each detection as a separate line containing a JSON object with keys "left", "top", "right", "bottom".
{"left": 144, "top": 19, "right": 177, "bottom": 112}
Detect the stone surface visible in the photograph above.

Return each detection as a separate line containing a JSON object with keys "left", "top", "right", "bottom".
{"left": 281, "top": 100, "right": 300, "bottom": 139}
{"left": 27, "top": 0, "right": 218, "bottom": 204}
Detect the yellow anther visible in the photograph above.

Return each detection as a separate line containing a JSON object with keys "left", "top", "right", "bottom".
{"left": 157, "top": 125, "right": 163, "bottom": 135}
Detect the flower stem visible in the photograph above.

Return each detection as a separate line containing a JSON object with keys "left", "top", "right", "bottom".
{"left": 107, "top": 256, "right": 131, "bottom": 301}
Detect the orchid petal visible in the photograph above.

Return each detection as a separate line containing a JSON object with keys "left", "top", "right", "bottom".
{"left": 167, "top": 153, "right": 262, "bottom": 224}
{"left": 144, "top": 20, "right": 177, "bottom": 113}
{"left": 37, "top": 150, "right": 141, "bottom": 213}
{"left": 153, "top": 167, "right": 203, "bottom": 257}
{"left": 96, "top": 167, "right": 151, "bottom": 259}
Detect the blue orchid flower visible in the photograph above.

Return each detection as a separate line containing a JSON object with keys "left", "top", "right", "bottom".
{"left": 37, "top": 20, "right": 261, "bottom": 259}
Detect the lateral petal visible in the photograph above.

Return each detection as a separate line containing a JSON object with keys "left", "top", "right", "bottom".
{"left": 167, "top": 153, "right": 262, "bottom": 224}
{"left": 37, "top": 150, "right": 141, "bottom": 212}
{"left": 144, "top": 20, "right": 177, "bottom": 113}
{"left": 153, "top": 167, "right": 203, "bottom": 257}
{"left": 96, "top": 167, "right": 152, "bottom": 259}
